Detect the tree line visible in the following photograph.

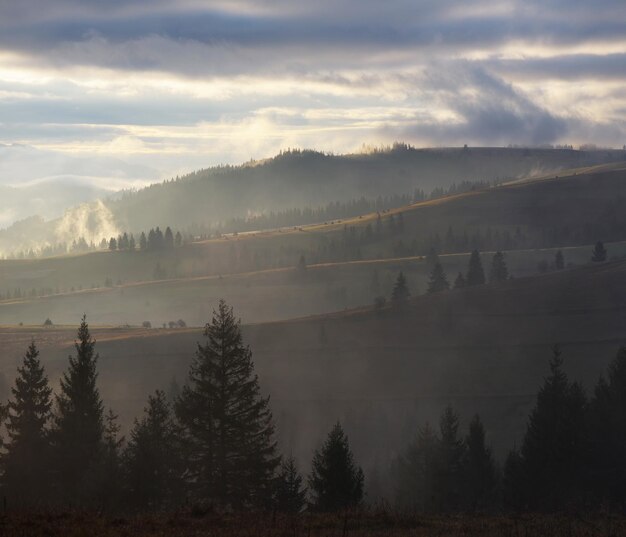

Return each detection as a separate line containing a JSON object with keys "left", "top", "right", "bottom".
{"left": 0, "top": 303, "right": 363, "bottom": 513}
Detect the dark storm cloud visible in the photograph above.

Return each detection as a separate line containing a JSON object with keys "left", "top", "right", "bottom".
{"left": 1, "top": 0, "right": 625, "bottom": 77}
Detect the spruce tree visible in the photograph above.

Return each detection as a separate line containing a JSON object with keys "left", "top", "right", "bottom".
{"left": 2, "top": 340, "right": 53, "bottom": 504}
{"left": 588, "top": 347, "right": 626, "bottom": 506}
{"left": 435, "top": 406, "right": 465, "bottom": 511}
{"left": 489, "top": 251, "right": 509, "bottom": 282}
{"left": 555, "top": 250, "right": 564, "bottom": 270}
{"left": 176, "top": 300, "right": 279, "bottom": 508}
{"left": 276, "top": 456, "right": 307, "bottom": 513}
{"left": 309, "top": 422, "right": 364, "bottom": 511}
{"left": 164, "top": 227, "right": 174, "bottom": 248}
{"left": 519, "top": 345, "right": 588, "bottom": 509}
{"left": 453, "top": 272, "right": 467, "bottom": 289}
{"left": 427, "top": 261, "right": 450, "bottom": 293}
{"left": 592, "top": 240, "right": 607, "bottom": 262}
{"left": 125, "top": 390, "right": 183, "bottom": 510}
{"left": 52, "top": 316, "right": 105, "bottom": 503}
{"left": 391, "top": 272, "right": 410, "bottom": 303}
{"left": 466, "top": 250, "right": 485, "bottom": 286}
{"left": 461, "top": 415, "right": 496, "bottom": 511}
{"left": 139, "top": 231, "right": 148, "bottom": 250}
{"left": 392, "top": 423, "right": 439, "bottom": 511}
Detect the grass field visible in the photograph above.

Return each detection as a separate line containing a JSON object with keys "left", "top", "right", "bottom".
{"left": 0, "top": 510, "right": 623, "bottom": 536}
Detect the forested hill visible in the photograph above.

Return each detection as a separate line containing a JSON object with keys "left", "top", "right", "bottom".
{"left": 107, "top": 146, "right": 626, "bottom": 232}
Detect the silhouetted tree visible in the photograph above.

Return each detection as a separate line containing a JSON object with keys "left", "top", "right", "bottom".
{"left": 489, "top": 251, "right": 509, "bottom": 282}
{"left": 428, "top": 261, "right": 450, "bottom": 293}
{"left": 391, "top": 272, "right": 410, "bottom": 303}
{"left": 592, "top": 241, "right": 607, "bottom": 262}
{"left": 124, "top": 390, "right": 183, "bottom": 510}
{"left": 453, "top": 272, "right": 467, "bottom": 289}
{"left": 108, "top": 237, "right": 117, "bottom": 251}
{"left": 392, "top": 423, "right": 439, "bottom": 511}
{"left": 175, "top": 231, "right": 183, "bottom": 247}
{"left": 129, "top": 234, "right": 136, "bottom": 251}
{"left": 462, "top": 415, "right": 496, "bottom": 511}
{"left": 176, "top": 300, "right": 279, "bottom": 508}
{"left": 164, "top": 227, "right": 174, "bottom": 249}
{"left": 2, "top": 341, "right": 53, "bottom": 504}
{"left": 436, "top": 406, "right": 465, "bottom": 511}
{"left": 139, "top": 232, "right": 147, "bottom": 250}
{"left": 555, "top": 250, "right": 564, "bottom": 270}
{"left": 100, "top": 409, "right": 124, "bottom": 511}
{"left": 276, "top": 456, "right": 307, "bottom": 513}
{"left": 309, "top": 422, "right": 364, "bottom": 511}
{"left": 518, "top": 345, "right": 588, "bottom": 509}
{"left": 466, "top": 250, "right": 485, "bottom": 286}
{"left": 588, "top": 347, "right": 626, "bottom": 507}
{"left": 51, "top": 316, "right": 105, "bottom": 504}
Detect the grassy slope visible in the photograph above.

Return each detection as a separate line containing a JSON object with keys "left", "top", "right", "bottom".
{"left": 1, "top": 259, "right": 625, "bottom": 471}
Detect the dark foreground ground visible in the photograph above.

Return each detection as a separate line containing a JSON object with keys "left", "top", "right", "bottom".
{"left": 1, "top": 510, "right": 624, "bottom": 537}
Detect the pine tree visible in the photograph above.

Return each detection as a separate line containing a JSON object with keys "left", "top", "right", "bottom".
{"left": 52, "top": 316, "right": 105, "bottom": 503}
{"left": 489, "top": 251, "right": 509, "bottom": 282}
{"left": 2, "top": 341, "right": 53, "bottom": 504}
{"left": 588, "top": 347, "right": 626, "bottom": 506}
{"left": 139, "top": 231, "right": 148, "bottom": 250}
{"left": 124, "top": 391, "right": 183, "bottom": 510}
{"left": 454, "top": 272, "right": 467, "bottom": 289}
{"left": 555, "top": 250, "right": 564, "bottom": 270}
{"left": 435, "top": 406, "right": 465, "bottom": 511}
{"left": 466, "top": 250, "right": 485, "bottom": 286}
{"left": 276, "top": 456, "right": 307, "bottom": 513}
{"left": 175, "top": 231, "right": 183, "bottom": 247}
{"left": 309, "top": 422, "right": 364, "bottom": 511}
{"left": 164, "top": 227, "right": 174, "bottom": 248}
{"left": 392, "top": 423, "right": 439, "bottom": 511}
{"left": 100, "top": 409, "right": 124, "bottom": 511}
{"left": 391, "top": 272, "right": 410, "bottom": 303}
{"left": 519, "top": 345, "right": 588, "bottom": 509}
{"left": 108, "top": 237, "right": 117, "bottom": 251}
{"left": 592, "top": 240, "right": 607, "bottom": 262}
{"left": 129, "top": 234, "right": 136, "bottom": 251}
{"left": 427, "top": 261, "right": 450, "bottom": 293}
{"left": 176, "top": 300, "right": 279, "bottom": 508}
{"left": 461, "top": 415, "right": 496, "bottom": 511}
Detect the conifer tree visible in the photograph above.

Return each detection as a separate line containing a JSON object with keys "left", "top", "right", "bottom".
{"left": 453, "top": 272, "right": 467, "bottom": 289}
{"left": 427, "top": 261, "right": 450, "bottom": 293}
{"left": 129, "top": 234, "right": 136, "bottom": 251}
{"left": 2, "top": 341, "right": 53, "bottom": 503}
{"left": 309, "top": 422, "right": 364, "bottom": 511}
{"left": 52, "top": 316, "right": 105, "bottom": 503}
{"left": 588, "top": 347, "right": 626, "bottom": 506}
{"left": 108, "top": 237, "right": 117, "bottom": 251}
{"left": 176, "top": 300, "right": 279, "bottom": 508}
{"left": 435, "top": 406, "right": 465, "bottom": 511}
{"left": 100, "top": 409, "right": 124, "bottom": 511}
{"left": 489, "top": 251, "right": 509, "bottom": 282}
{"left": 175, "top": 231, "right": 183, "bottom": 247}
{"left": 555, "top": 250, "right": 564, "bottom": 270}
{"left": 592, "top": 240, "right": 607, "bottom": 262}
{"left": 391, "top": 272, "right": 410, "bottom": 303}
{"left": 462, "top": 415, "right": 496, "bottom": 511}
{"left": 125, "top": 390, "right": 183, "bottom": 510}
{"left": 139, "top": 231, "right": 148, "bottom": 250}
{"left": 519, "top": 345, "right": 588, "bottom": 509}
{"left": 276, "top": 456, "right": 307, "bottom": 513}
{"left": 392, "top": 423, "right": 439, "bottom": 511}
{"left": 164, "top": 227, "right": 174, "bottom": 249}
{"left": 466, "top": 250, "right": 485, "bottom": 286}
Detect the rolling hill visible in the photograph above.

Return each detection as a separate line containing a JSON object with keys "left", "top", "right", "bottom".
{"left": 1, "top": 258, "right": 625, "bottom": 486}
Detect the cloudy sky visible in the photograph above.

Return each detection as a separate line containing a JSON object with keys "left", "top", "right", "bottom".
{"left": 0, "top": 0, "right": 625, "bottom": 214}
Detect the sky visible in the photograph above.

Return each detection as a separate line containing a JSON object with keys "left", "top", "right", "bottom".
{"left": 0, "top": 0, "right": 625, "bottom": 224}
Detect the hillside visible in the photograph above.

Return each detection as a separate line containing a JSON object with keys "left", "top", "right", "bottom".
{"left": 1, "top": 259, "right": 625, "bottom": 478}
{"left": 2, "top": 146, "right": 625, "bottom": 255}
{"left": 1, "top": 162, "right": 626, "bottom": 316}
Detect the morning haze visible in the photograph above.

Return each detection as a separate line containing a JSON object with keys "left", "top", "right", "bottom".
{"left": 0, "top": 0, "right": 625, "bottom": 535}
